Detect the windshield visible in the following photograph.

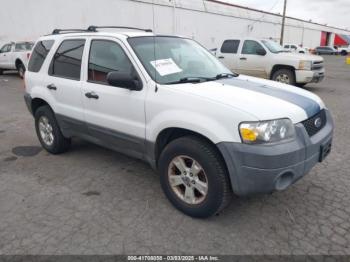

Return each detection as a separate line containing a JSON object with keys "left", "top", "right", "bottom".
{"left": 261, "top": 40, "right": 285, "bottom": 53}
{"left": 128, "top": 36, "right": 232, "bottom": 84}
{"left": 15, "top": 42, "right": 34, "bottom": 51}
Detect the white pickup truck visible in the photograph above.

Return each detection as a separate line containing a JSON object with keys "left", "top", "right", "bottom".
{"left": 214, "top": 38, "right": 325, "bottom": 87}
{"left": 336, "top": 46, "right": 350, "bottom": 56}
{"left": 0, "top": 41, "right": 34, "bottom": 78}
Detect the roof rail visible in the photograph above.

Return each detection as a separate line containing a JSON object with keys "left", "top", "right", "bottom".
{"left": 87, "top": 26, "right": 153, "bottom": 33}
{"left": 52, "top": 29, "right": 90, "bottom": 35}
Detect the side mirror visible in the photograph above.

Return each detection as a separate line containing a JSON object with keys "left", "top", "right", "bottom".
{"left": 256, "top": 48, "right": 266, "bottom": 56}
{"left": 107, "top": 71, "right": 142, "bottom": 91}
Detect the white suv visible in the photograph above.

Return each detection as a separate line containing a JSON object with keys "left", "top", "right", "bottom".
{"left": 24, "top": 27, "right": 334, "bottom": 218}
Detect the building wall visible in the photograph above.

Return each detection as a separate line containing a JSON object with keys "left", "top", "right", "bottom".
{"left": 0, "top": 0, "right": 349, "bottom": 49}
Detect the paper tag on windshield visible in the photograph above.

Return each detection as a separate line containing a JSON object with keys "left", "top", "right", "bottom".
{"left": 150, "top": 58, "right": 182, "bottom": 76}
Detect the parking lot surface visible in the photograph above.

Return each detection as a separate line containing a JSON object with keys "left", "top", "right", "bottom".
{"left": 0, "top": 56, "right": 349, "bottom": 255}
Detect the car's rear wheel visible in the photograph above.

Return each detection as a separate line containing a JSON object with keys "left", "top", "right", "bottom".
{"left": 158, "top": 136, "right": 232, "bottom": 218}
{"left": 272, "top": 69, "right": 296, "bottom": 85}
{"left": 340, "top": 50, "right": 348, "bottom": 56}
{"left": 34, "top": 105, "right": 71, "bottom": 154}
{"left": 17, "top": 63, "right": 25, "bottom": 79}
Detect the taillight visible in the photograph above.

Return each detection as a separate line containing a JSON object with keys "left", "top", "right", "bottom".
{"left": 27, "top": 53, "right": 30, "bottom": 59}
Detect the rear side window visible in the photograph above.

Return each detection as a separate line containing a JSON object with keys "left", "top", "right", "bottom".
{"left": 88, "top": 40, "right": 134, "bottom": 84}
{"left": 28, "top": 40, "right": 54, "bottom": 72}
{"left": 220, "top": 40, "right": 240, "bottom": 54}
{"left": 49, "top": 39, "right": 85, "bottom": 80}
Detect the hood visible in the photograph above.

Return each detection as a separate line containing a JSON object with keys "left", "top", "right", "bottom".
{"left": 168, "top": 75, "right": 324, "bottom": 123}
{"left": 277, "top": 52, "right": 323, "bottom": 62}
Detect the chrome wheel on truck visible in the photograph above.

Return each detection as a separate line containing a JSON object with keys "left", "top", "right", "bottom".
{"left": 168, "top": 155, "right": 208, "bottom": 205}
{"left": 38, "top": 116, "right": 54, "bottom": 146}
{"left": 159, "top": 136, "right": 232, "bottom": 218}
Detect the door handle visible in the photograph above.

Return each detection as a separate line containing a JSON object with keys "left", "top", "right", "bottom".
{"left": 85, "top": 91, "right": 99, "bottom": 99}
{"left": 218, "top": 56, "right": 225, "bottom": 59}
{"left": 240, "top": 57, "right": 247, "bottom": 60}
{"left": 46, "top": 84, "right": 57, "bottom": 90}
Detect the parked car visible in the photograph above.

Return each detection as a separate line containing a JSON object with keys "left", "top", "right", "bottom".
{"left": 0, "top": 41, "right": 34, "bottom": 78}
{"left": 315, "top": 46, "right": 338, "bottom": 55}
{"left": 24, "top": 27, "right": 333, "bottom": 218}
{"left": 283, "top": 43, "right": 307, "bottom": 54}
{"left": 215, "top": 38, "right": 325, "bottom": 87}
{"left": 335, "top": 46, "right": 350, "bottom": 56}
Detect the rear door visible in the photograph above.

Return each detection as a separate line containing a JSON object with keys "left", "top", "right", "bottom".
{"left": 235, "top": 40, "right": 268, "bottom": 78}
{"left": 43, "top": 38, "right": 87, "bottom": 134}
{"left": 216, "top": 40, "right": 240, "bottom": 72}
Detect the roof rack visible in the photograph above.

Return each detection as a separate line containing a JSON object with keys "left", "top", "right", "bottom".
{"left": 87, "top": 26, "right": 153, "bottom": 33}
{"left": 52, "top": 29, "right": 90, "bottom": 35}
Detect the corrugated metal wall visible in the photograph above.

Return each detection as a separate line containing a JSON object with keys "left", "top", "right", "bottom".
{"left": 0, "top": 0, "right": 349, "bottom": 48}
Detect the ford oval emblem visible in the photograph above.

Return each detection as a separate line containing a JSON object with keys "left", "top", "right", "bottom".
{"left": 314, "top": 117, "right": 322, "bottom": 128}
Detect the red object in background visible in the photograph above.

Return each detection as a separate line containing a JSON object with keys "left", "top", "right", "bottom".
{"left": 320, "top": 31, "right": 327, "bottom": 46}
{"left": 334, "top": 34, "right": 348, "bottom": 46}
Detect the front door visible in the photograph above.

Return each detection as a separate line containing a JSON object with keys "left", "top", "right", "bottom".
{"left": 81, "top": 38, "right": 147, "bottom": 159}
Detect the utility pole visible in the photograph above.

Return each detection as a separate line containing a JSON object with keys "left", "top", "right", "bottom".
{"left": 280, "top": 0, "right": 287, "bottom": 45}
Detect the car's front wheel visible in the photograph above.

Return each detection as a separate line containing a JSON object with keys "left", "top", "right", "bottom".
{"left": 34, "top": 105, "right": 71, "bottom": 154}
{"left": 272, "top": 69, "right": 296, "bottom": 85}
{"left": 158, "top": 136, "right": 232, "bottom": 218}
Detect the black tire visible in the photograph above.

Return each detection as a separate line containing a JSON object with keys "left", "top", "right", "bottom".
{"left": 272, "top": 68, "right": 296, "bottom": 86}
{"left": 340, "top": 50, "right": 348, "bottom": 56}
{"left": 0, "top": 69, "right": 3, "bottom": 75}
{"left": 296, "top": 83, "right": 307, "bottom": 88}
{"left": 34, "top": 105, "right": 71, "bottom": 154}
{"left": 158, "top": 136, "right": 232, "bottom": 218}
{"left": 17, "top": 63, "right": 25, "bottom": 79}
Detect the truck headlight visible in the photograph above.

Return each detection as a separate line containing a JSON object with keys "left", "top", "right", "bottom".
{"left": 299, "top": 60, "right": 312, "bottom": 70}
{"left": 239, "top": 119, "right": 295, "bottom": 144}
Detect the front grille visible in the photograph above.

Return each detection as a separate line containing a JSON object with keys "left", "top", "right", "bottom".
{"left": 312, "top": 60, "right": 324, "bottom": 71}
{"left": 302, "top": 109, "right": 326, "bottom": 136}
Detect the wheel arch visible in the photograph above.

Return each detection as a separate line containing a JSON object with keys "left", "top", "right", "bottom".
{"left": 151, "top": 127, "right": 229, "bottom": 174}
{"left": 31, "top": 97, "right": 52, "bottom": 115}
{"left": 15, "top": 59, "right": 25, "bottom": 69}
{"left": 270, "top": 64, "right": 296, "bottom": 80}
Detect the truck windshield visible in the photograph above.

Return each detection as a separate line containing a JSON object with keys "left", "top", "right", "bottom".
{"left": 128, "top": 36, "right": 232, "bottom": 85}
{"left": 261, "top": 40, "right": 285, "bottom": 53}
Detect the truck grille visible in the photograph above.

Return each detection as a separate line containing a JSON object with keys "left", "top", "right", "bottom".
{"left": 302, "top": 109, "right": 326, "bottom": 137}
{"left": 312, "top": 60, "right": 324, "bottom": 71}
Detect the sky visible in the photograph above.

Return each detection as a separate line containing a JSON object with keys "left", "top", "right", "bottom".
{"left": 222, "top": 0, "right": 350, "bottom": 30}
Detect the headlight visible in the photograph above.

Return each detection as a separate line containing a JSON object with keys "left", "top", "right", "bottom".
{"left": 239, "top": 119, "right": 295, "bottom": 144}
{"left": 299, "top": 60, "right": 312, "bottom": 70}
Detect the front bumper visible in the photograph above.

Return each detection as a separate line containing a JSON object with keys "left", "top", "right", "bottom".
{"left": 295, "top": 69, "right": 325, "bottom": 84}
{"left": 217, "top": 109, "right": 334, "bottom": 196}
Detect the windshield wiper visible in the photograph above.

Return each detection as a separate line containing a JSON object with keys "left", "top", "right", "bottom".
{"left": 215, "top": 73, "right": 238, "bottom": 79}
{"left": 165, "top": 77, "right": 212, "bottom": 85}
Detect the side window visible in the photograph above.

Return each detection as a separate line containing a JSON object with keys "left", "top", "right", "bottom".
{"left": 291, "top": 45, "right": 297, "bottom": 50}
{"left": 284, "top": 45, "right": 290, "bottom": 48}
{"left": 220, "top": 40, "right": 240, "bottom": 54}
{"left": 49, "top": 39, "right": 85, "bottom": 80}
{"left": 242, "top": 40, "right": 264, "bottom": 55}
{"left": 88, "top": 40, "right": 134, "bottom": 84}
{"left": 28, "top": 40, "right": 55, "bottom": 72}
{"left": 0, "top": 44, "right": 10, "bottom": 53}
